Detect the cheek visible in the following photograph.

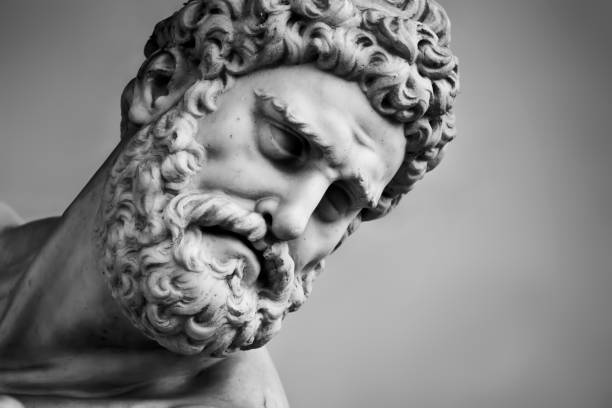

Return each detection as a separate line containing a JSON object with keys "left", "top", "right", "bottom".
{"left": 291, "top": 216, "right": 355, "bottom": 271}
{"left": 194, "top": 120, "right": 263, "bottom": 190}
{"left": 200, "top": 119, "right": 256, "bottom": 162}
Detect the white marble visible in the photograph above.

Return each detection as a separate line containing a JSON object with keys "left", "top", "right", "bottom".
{"left": 0, "top": 0, "right": 458, "bottom": 406}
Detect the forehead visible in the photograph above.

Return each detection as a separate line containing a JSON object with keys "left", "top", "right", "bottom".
{"left": 229, "top": 65, "right": 406, "bottom": 184}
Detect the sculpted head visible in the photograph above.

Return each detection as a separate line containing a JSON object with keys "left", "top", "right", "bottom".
{"left": 97, "top": 0, "right": 458, "bottom": 356}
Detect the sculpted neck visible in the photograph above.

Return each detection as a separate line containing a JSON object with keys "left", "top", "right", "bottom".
{"left": 0, "top": 139, "right": 137, "bottom": 352}
{"left": 0, "top": 140, "right": 219, "bottom": 396}
{"left": 0, "top": 139, "right": 288, "bottom": 406}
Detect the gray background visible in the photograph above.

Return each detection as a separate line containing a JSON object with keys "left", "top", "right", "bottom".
{"left": 1, "top": 1, "right": 611, "bottom": 407}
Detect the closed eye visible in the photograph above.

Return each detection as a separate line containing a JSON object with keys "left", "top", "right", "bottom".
{"left": 259, "top": 121, "right": 310, "bottom": 166}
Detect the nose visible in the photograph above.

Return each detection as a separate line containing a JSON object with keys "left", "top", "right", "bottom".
{"left": 255, "top": 174, "right": 329, "bottom": 241}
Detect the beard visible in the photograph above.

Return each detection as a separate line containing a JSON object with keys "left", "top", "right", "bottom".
{"left": 98, "top": 106, "right": 322, "bottom": 356}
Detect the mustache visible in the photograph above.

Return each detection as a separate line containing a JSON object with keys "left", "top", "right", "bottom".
{"left": 163, "top": 191, "right": 296, "bottom": 304}
{"left": 133, "top": 190, "right": 300, "bottom": 354}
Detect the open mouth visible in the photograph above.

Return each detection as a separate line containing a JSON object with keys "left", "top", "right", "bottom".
{"left": 203, "top": 226, "right": 266, "bottom": 267}
{"left": 201, "top": 224, "right": 296, "bottom": 299}
{"left": 199, "top": 225, "right": 294, "bottom": 296}
{"left": 164, "top": 191, "right": 295, "bottom": 295}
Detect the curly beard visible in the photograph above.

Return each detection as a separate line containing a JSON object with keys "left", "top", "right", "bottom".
{"left": 97, "top": 106, "right": 321, "bottom": 356}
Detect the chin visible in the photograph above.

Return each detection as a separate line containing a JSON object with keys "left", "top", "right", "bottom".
{"left": 96, "top": 108, "right": 319, "bottom": 355}
{"left": 101, "top": 189, "right": 321, "bottom": 356}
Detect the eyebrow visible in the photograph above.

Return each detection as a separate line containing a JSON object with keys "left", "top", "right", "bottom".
{"left": 253, "top": 88, "right": 380, "bottom": 208}
{"left": 254, "top": 89, "right": 339, "bottom": 164}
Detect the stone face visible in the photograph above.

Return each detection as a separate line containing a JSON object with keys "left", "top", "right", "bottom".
{"left": 0, "top": 0, "right": 458, "bottom": 406}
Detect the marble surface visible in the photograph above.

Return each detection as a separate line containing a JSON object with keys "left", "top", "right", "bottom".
{"left": 0, "top": 1, "right": 457, "bottom": 405}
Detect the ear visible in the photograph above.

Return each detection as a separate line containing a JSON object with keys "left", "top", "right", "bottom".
{"left": 126, "top": 49, "right": 195, "bottom": 127}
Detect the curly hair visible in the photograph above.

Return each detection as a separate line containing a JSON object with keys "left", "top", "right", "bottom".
{"left": 126, "top": 0, "right": 459, "bottom": 220}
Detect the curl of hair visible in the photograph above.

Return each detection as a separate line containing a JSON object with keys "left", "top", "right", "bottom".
{"left": 136, "top": 0, "right": 459, "bottom": 220}
{"left": 101, "top": 109, "right": 206, "bottom": 320}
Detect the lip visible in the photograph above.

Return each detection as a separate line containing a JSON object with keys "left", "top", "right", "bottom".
{"left": 202, "top": 226, "right": 266, "bottom": 286}
{"left": 203, "top": 226, "right": 296, "bottom": 299}
{"left": 165, "top": 191, "right": 295, "bottom": 295}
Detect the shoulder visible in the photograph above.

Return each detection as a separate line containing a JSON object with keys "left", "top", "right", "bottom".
{"left": 0, "top": 215, "right": 60, "bottom": 286}
{"left": 6, "top": 348, "right": 289, "bottom": 408}
{"left": 0, "top": 202, "right": 22, "bottom": 232}
{"left": 184, "top": 347, "right": 290, "bottom": 408}
{"left": 0, "top": 396, "right": 25, "bottom": 408}
{"left": 0, "top": 216, "right": 60, "bottom": 264}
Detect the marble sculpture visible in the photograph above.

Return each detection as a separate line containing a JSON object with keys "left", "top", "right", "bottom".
{"left": 0, "top": 0, "right": 458, "bottom": 406}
